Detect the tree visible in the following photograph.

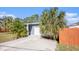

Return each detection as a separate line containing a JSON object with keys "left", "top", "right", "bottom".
{"left": 40, "top": 9, "right": 49, "bottom": 36}
{"left": 0, "top": 16, "right": 27, "bottom": 38}
{"left": 11, "top": 19, "right": 27, "bottom": 38}
{"left": 40, "top": 8, "right": 67, "bottom": 40}
{"left": 0, "top": 20, "right": 4, "bottom": 31}
{"left": 3, "top": 16, "right": 14, "bottom": 32}
{"left": 24, "top": 14, "right": 39, "bottom": 23}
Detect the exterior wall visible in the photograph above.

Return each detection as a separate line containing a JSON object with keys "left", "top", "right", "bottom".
{"left": 59, "top": 28, "right": 79, "bottom": 46}
{"left": 69, "top": 25, "right": 79, "bottom": 28}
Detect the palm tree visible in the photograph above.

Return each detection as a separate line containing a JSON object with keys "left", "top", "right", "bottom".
{"left": 40, "top": 9, "right": 49, "bottom": 37}
{"left": 40, "top": 7, "right": 67, "bottom": 40}
{"left": 3, "top": 16, "right": 14, "bottom": 32}
{"left": 0, "top": 20, "right": 3, "bottom": 31}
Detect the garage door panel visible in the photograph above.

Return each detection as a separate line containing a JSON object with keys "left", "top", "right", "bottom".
{"left": 31, "top": 26, "right": 40, "bottom": 35}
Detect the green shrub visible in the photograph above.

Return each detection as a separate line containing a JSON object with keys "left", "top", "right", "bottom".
{"left": 0, "top": 17, "right": 28, "bottom": 38}
{"left": 11, "top": 19, "right": 27, "bottom": 38}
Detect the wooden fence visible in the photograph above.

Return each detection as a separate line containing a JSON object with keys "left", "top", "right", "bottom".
{"left": 59, "top": 28, "right": 79, "bottom": 46}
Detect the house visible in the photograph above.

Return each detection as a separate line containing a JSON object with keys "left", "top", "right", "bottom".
{"left": 69, "top": 25, "right": 79, "bottom": 28}
{"left": 69, "top": 22, "right": 79, "bottom": 28}
{"left": 25, "top": 22, "right": 41, "bottom": 36}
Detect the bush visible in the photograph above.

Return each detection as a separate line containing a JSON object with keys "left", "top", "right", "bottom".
{"left": 11, "top": 19, "right": 27, "bottom": 38}
{"left": 0, "top": 17, "right": 28, "bottom": 38}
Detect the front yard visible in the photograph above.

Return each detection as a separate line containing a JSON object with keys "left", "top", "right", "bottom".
{"left": 0, "top": 32, "right": 17, "bottom": 43}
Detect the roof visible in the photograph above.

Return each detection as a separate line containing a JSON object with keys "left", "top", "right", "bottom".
{"left": 69, "top": 22, "right": 79, "bottom": 28}
{"left": 25, "top": 22, "right": 39, "bottom": 25}
{"left": 69, "top": 25, "right": 79, "bottom": 28}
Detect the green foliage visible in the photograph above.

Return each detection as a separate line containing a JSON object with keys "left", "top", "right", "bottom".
{"left": 11, "top": 19, "right": 27, "bottom": 38}
{"left": 24, "top": 14, "right": 39, "bottom": 23}
{"left": 0, "top": 20, "right": 3, "bottom": 29}
{"left": 0, "top": 16, "right": 27, "bottom": 38}
{"left": 40, "top": 8, "right": 67, "bottom": 40}
{"left": 3, "top": 16, "right": 14, "bottom": 31}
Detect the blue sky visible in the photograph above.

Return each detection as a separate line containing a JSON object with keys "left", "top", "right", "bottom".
{"left": 0, "top": 7, "right": 79, "bottom": 25}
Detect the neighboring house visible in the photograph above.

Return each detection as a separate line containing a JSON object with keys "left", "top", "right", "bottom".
{"left": 69, "top": 24, "right": 79, "bottom": 28}
{"left": 69, "top": 22, "right": 79, "bottom": 28}
{"left": 25, "top": 22, "right": 41, "bottom": 36}
{"left": 69, "top": 25, "right": 79, "bottom": 28}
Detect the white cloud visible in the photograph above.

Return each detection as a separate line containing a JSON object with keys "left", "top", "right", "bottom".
{"left": 66, "top": 17, "right": 79, "bottom": 24}
{"left": 67, "top": 17, "right": 79, "bottom": 20}
{"left": 65, "top": 12, "right": 79, "bottom": 25}
{"left": 66, "top": 12, "right": 78, "bottom": 18}
{"left": 0, "top": 11, "right": 16, "bottom": 18}
{"left": 5, "top": 14, "right": 16, "bottom": 18}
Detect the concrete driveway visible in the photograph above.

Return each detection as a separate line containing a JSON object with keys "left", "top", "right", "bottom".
{"left": 0, "top": 35, "right": 57, "bottom": 51}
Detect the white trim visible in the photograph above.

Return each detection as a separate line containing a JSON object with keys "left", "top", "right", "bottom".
{"left": 25, "top": 22, "right": 39, "bottom": 25}
{"left": 69, "top": 25, "right": 79, "bottom": 28}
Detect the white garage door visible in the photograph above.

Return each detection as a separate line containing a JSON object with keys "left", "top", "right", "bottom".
{"left": 31, "top": 26, "right": 40, "bottom": 35}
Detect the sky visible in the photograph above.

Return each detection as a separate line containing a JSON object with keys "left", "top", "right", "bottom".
{"left": 0, "top": 7, "right": 79, "bottom": 25}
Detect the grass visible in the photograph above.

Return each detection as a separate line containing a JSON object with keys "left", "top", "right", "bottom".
{"left": 0, "top": 32, "right": 17, "bottom": 43}
{"left": 55, "top": 43, "right": 79, "bottom": 51}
